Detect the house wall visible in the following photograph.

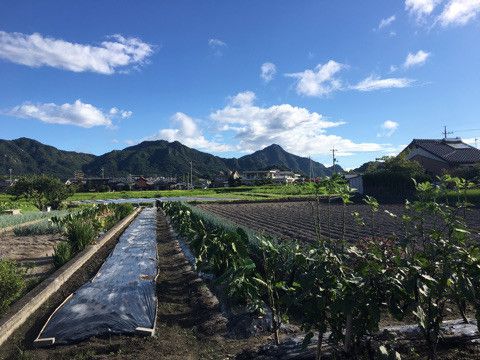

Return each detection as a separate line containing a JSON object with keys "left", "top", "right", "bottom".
{"left": 409, "top": 155, "right": 450, "bottom": 176}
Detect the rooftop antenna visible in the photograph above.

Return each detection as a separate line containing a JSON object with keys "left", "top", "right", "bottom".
{"left": 331, "top": 148, "right": 337, "bottom": 175}
{"left": 442, "top": 125, "right": 453, "bottom": 140}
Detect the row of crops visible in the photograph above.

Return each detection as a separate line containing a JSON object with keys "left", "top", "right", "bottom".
{"left": 0, "top": 210, "right": 68, "bottom": 230}
{"left": 0, "top": 203, "right": 135, "bottom": 317}
{"left": 161, "top": 175, "right": 480, "bottom": 360}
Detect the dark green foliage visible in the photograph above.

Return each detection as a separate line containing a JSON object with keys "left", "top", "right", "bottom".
{"left": 0, "top": 137, "right": 94, "bottom": 180}
{"left": 9, "top": 175, "right": 74, "bottom": 210}
{"left": 363, "top": 155, "right": 431, "bottom": 202}
{"left": 163, "top": 174, "right": 480, "bottom": 360}
{"left": 225, "top": 144, "right": 340, "bottom": 177}
{"left": 0, "top": 259, "right": 26, "bottom": 315}
{"left": 113, "top": 203, "right": 135, "bottom": 221}
{"left": 53, "top": 241, "right": 73, "bottom": 268}
{"left": 1, "top": 137, "right": 339, "bottom": 179}
{"left": 79, "top": 140, "right": 337, "bottom": 178}
{"left": 65, "top": 218, "right": 96, "bottom": 252}
{"left": 449, "top": 163, "right": 480, "bottom": 183}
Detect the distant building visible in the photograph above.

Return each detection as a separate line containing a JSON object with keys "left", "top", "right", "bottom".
{"left": 240, "top": 169, "right": 301, "bottom": 185}
{"left": 400, "top": 138, "right": 480, "bottom": 176}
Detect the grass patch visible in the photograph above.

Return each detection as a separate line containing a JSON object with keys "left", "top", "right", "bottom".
{"left": 68, "top": 184, "right": 318, "bottom": 202}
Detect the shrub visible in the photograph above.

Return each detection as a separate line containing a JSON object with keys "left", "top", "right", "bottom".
{"left": 53, "top": 241, "right": 73, "bottom": 268}
{"left": 113, "top": 203, "right": 134, "bottom": 221}
{"left": 0, "top": 259, "right": 26, "bottom": 315}
{"left": 65, "top": 218, "right": 96, "bottom": 252}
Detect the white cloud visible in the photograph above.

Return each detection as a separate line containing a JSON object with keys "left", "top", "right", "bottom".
{"left": 404, "top": 50, "right": 431, "bottom": 68}
{"left": 6, "top": 100, "right": 130, "bottom": 128}
{"left": 405, "top": 0, "right": 441, "bottom": 18}
{"left": 439, "top": 0, "right": 480, "bottom": 25}
{"left": 208, "top": 38, "right": 226, "bottom": 48}
{"left": 285, "top": 60, "right": 346, "bottom": 97}
{"left": 120, "top": 110, "right": 132, "bottom": 119}
{"left": 378, "top": 15, "right": 396, "bottom": 29}
{"left": 0, "top": 31, "right": 153, "bottom": 74}
{"left": 149, "top": 112, "right": 231, "bottom": 152}
{"left": 378, "top": 120, "right": 399, "bottom": 137}
{"left": 208, "top": 38, "right": 227, "bottom": 56}
{"left": 260, "top": 62, "right": 277, "bottom": 82}
{"left": 352, "top": 75, "right": 415, "bottom": 91}
{"left": 109, "top": 107, "right": 132, "bottom": 119}
{"left": 210, "top": 91, "right": 383, "bottom": 155}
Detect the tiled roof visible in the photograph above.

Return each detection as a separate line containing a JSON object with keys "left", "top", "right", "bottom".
{"left": 410, "top": 138, "right": 480, "bottom": 164}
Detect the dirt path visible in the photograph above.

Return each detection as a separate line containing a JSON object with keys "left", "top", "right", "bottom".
{"left": 3, "top": 210, "right": 266, "bottom": 359}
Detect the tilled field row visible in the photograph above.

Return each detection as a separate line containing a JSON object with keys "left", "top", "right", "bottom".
{"left": 196, "top": 201, "right": 480, "bottom": 244}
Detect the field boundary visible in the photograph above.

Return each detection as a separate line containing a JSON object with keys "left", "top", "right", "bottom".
{"left": 0, "top": 206, "right": 142, "bottom": 348}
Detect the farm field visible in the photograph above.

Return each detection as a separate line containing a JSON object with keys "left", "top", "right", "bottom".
{"left": 196, "top": 200, "right": 480, "bottom": 244}
{"left": 0, "top": 230, "right": 63, "bottom": 281}
{"left": 67, "top": 184, "right": 320, "bottom": 202}
{"left": 0, "top": 210, "right": 267, "bottom": 360}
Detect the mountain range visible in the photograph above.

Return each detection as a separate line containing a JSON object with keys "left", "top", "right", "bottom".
{"left": 0, "top": 137, "right": 341, "bottom": 179}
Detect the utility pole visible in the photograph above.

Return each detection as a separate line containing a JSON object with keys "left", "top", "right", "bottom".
{"left": 331, "top": 148, "right": 337, "bottom": 175}
{"left": 442, "top": 125, "right": 453, "bottom": 139}
{"left": 100, "top": 167, "right": 105, "bottom": 179}
{"left": 9, "top": 168, "right": 12, "bottom": 183}
{"left": 475, "top": 137, "right": 478, "bottom": 149}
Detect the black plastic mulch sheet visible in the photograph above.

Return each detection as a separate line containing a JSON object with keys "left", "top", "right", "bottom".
{"left": 36, "top": 207, "right": 158, "bottom": 345}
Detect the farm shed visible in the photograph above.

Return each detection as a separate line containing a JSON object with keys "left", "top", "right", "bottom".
{"left": 400, "top": 138, "right": 480, "bottom": 176}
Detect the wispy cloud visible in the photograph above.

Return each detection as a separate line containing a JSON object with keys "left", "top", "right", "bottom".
{"left": 208, "top": 38, "right": 227, "bottom": 56}
{"left": 405, "top": 0, "right": 441, "bottom": 19}
{"left": 438, "top": 0, "right": 480, "bottom": 26}
{"left": 0, "top": 31, "right": 153, "bottom": 74}
{"left": 109, "top": 107, "right": 133, "bottom": 119}
{"left": 405, "top": 0, "right": 480, "bottom": 26}
{"left": 6, "top": 100, "right": 131, "bottom": 128}
{"left": 378, "top": 120, "right": 400, "bottom": 137}
{"left": 404, "top": 50, "right": 431, "bottom": 68}
{"left": 352, "top": 75, "right": 415, "bottom": 91}
{"left": 378, "top": 15, "right": 396, "bottom": 29}
{"left": 285, "top": 60, "right": 346, "bottom": 97}
{"left": 260, "top": 62, "right": 277, "bottom": 83}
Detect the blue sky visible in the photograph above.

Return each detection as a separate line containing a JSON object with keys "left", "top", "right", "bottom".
{"left": 1, "top": 0, "right": 480, "bottom": 169}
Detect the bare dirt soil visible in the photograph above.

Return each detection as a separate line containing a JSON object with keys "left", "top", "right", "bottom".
{"left": 196, "top": 201, "right": 480, "bottom": 244}
{"left": 0, "top": 232, "right": 63, "bottom": 280}
{"left": 0, "top": 211, "right": 269, "bottom": 360}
